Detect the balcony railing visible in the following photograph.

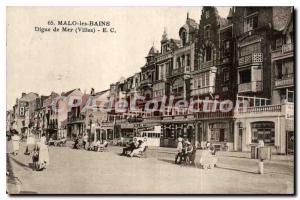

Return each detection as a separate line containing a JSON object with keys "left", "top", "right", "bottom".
{"left": 195, "top": 110, "right": 233, "bottom": 119}
{"left": 191, "top": 86, "right": 215, "bottom": 96}
{"left": 169, "top": 66, "right": 191, "bottom": 77}
{"left": 143, "top": 116, "right": 163, "bottom": 122}
{"left": 140, "top": 79, "right": 152, "bottom": 86}
{"left": 275, "top": 76, "right": 294, "bottom": 88}
{"left": 170, "top": 92, "right": 184, "bottom": 98}
{"left": 239, "top": 53, "right": 263, "bottom": 66}
{"left": 68, "top": 115, "right": 85, "bottom": 123}
{"left": 282, "top": 43, "right": 294, "bottom": 53}
{"left": 271, "top": 43, "right": 294, "bottom": 59}
{"left": 238, "top": 81, "right": 262, "bottom": 93}
{"left": 236, "top": 104, "right": 282, "bottom": 113}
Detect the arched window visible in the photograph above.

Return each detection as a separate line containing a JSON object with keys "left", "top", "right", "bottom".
{"left": 181, "top": 30, "right": 187, "bottom": 46}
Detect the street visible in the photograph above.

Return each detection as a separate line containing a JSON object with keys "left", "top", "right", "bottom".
{"left": 7, "top": 141, "right": 294, "bottom": 194}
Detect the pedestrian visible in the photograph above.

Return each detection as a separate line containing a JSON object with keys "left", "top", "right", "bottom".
{"left": 175, "top": 137, "right": 183, "bottom": 164}
{"left": 73, "top": 137, "right": 80, "bottom": 149}
{"left": 121, "top": 138, "right": 137, "bottom": 156}
{"left": 40, "top": 133, "right": 47, "bottom": 145}
{"left": 37, "top": 141, "right": 50, "bottom": 171}
{"left": 129, "top": 140, "right": 146, "bottom": 157}
{"left": 32, "top": 143, "right": 39, "bottom": 171}
{"left": 184, "top": 141, "right": 195, "bottom": 165}
{"left": 82, "top": 134, "right": 88, "bottom": 150}
{"left": 11, "top": 131, "right": 21, "bottom": 156}
{"left": 25, "top": 131, "right": 36, "bottom": 155}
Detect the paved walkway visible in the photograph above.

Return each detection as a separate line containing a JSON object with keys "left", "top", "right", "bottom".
{"left": 7, "top": 141, "right": 294, "bottom": 194}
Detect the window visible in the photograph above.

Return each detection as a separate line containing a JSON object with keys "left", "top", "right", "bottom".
{"left": 209, "top": 123, "right": 229, "bottom": 142}
{"left": 176, "top": 57, "right": 181, "bottom": 69}
{"left": 223, "top": 69, "right": 230, "bottom": 82}
{"left": 181, "top": 30, "right": 187, "bottom": 46}
{"left": 186, "top": 54, "right": 191, "bottom": 66}
{"left": 287, "top": 90, "right": 294, "bottom": 103}
{"left": 205, "top": 46, "right": 212, "bottom": 61}
{"left": 244, "top": 15, "right": 258, "bottom": 32}
{"left": 205, "top": 10, "right": 209, "bottom": 19}
{"left": 275, "top": 38, "right": 282, "bottom": 50}
{"left": 239, "top": 42, "right": 261, "bottom": 57}
{"left": 204, "top": 25, "right": 211, "bottom": 39}
{"left": 19, "top": 107, "right": 25, "bottom": 116}
{"left": 224, "top": 40, "right": 230, "bottom": 54}
{"left": 251, "top": 122, "right": 275, "bottom": 145}
{"left": 239, "top": 69, "right": 251, "bottom": 84}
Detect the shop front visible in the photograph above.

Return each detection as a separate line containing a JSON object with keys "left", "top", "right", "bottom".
{"left": 205, "top": 120, "right": 234, "bottom": 151}
{"left": 161, "top": 115, "right": 195, "bottom": 147}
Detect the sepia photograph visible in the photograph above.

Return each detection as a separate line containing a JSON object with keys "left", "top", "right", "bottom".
{"left": 5, "top": 6, "right": 295, "bottom": 194}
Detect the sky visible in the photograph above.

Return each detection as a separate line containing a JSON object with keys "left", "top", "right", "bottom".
{"left": 6, "top": 7, "right": 230, "bottom": 109}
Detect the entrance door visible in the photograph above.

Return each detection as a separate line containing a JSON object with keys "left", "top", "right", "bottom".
{"left": 286, "top": 131, "right": 294, "bottom": 154}
{"left": 238, "top": 128, "right": 243, "bottom": 151}
{"left": 219, "top": 129, "right": 225, "bottom": 142}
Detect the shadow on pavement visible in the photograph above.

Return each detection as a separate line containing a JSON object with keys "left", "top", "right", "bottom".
{"left": 158, "top": 158, "right": 175, "bottom": 165}
{"left": 216, "top": 165, "right": 257, "bottom": 175}
{"left": 9, "top": 156, "right": 31, "bottom": 171}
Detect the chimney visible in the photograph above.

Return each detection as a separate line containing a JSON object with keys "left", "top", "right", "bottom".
{"left": 21, "top": 92, "right": 26, "bottom": 97}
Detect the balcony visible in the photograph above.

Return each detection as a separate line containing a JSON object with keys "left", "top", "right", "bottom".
{"left": 191, "top": 86, "right": 215, "bottom": 96}
{"left": 67, "top": 115, "right": 85, "bottom": 123}
{"left": 169, "top": 66, "right": 191, "bottom": 77}
{"left": 238, "top": 53, "right": 263, "bottom": 66}
{"left": 275, "top": 75, "right": 294, "bottom": 89}
{"left": 170, "top": 92, "right": 184, "bottom": 99}
{"left": 197, "top": 60, "right": 216, "bottom": 70}
{"left": 140, "top": 79, "right": 152, "bottom": 86}
{"left": 238, "top": 81, "right": 262, "bottom": 93}
{"left": 271, "top": 43, "right": 294, "bottom": 60}
{"left": 283, "top": 43, "right": 294, "bottom": 53}
{"left": 236, "top": 104, "right": 282, "bottom": 115}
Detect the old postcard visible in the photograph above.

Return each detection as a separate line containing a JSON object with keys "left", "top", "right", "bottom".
{"left": 6, "top": 6, "right": 294, "bottom": 194}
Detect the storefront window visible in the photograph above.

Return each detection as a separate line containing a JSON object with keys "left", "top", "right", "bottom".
{"left": 209, "top": 123, "right": 229, "bottom": 142}
{"left": 251, "top": 122, "right": 275, "bottom": 145}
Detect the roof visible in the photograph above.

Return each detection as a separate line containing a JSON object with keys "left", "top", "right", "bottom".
{"left": 94, "top": 89, "right": 110, "bottom": 96}
{"left": 218, "top": 16, "right": 229, "bottom": 28}
{"left": 227, "top": 7, "right": 233, "bottom": 19}
{"left": 19, "top": 92, "right": 39, "bottom": 102}
{"left": 180, "top": 16, "right": 199, "bottom": 34}
{"left": 283, "top": 11, "right": 293, "bottom": 34}
{"left": 273, "top": 7, "right": 292, "bottom": 31}
{"left": 62, "top": 88, "right": 80, "bottom": 97}
{"left": 147, "top": 46, "right": 159, "bottom": 57}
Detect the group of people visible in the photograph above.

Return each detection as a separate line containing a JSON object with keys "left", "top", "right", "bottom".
{"left": 73, "top": 134, "right": 109, "bottom": 152}
{"left": 10, "top": 130, "right": 50, "bottom": 171}
{"left": 175, "top": 137, "right": 196, "bottom": 165}
{"left": 120, "top": 137, "right": 147, "bottom": 157}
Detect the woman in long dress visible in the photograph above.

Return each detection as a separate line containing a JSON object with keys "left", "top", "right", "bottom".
{"left": 11, "top": 132, "right": 21, "bottom": 156}
{"left": 37, "top": 141, "right": 50, "bottom": 171}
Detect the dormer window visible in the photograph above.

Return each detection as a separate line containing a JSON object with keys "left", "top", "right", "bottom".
{"left": 181, "top": 30, "right": 187, "bottom": 46}
{"left": 205, "top": 10, "right": 210, "bottom": 19}
{"left": 204, "top": 25, "right": 211, "bottom": 39}
{"left": 244, "top": 14, "right": 258, "bottom": 32}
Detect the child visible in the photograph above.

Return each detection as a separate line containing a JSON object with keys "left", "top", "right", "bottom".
{"left": 32, "top": 144, "right": 39, "bottom": 171}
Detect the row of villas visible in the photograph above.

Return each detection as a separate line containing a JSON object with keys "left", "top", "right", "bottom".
{"left": 7, "top": 7, "right": 294, "bottom": 154}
